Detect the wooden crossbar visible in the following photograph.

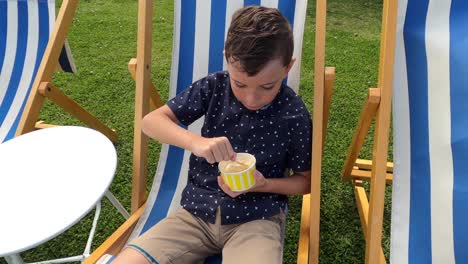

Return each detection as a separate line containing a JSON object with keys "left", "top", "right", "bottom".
{"left": 37, "top": 82, "right": 118, "bottom": 142}
{"left": 351, "top": 169, "right": 393, "bottom": 184}
{"left": 341, "top": 88, "right": 380, "bottom": 182}
{"left": 355, "top": 159, "right": 393, "bottom": 172}
{"left": 128, "top": 58, "right": 165, "bottom": 111}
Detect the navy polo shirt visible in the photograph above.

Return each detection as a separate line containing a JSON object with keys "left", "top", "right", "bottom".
{"left": 167, "top": 71, "right": 312, "bottom": 224}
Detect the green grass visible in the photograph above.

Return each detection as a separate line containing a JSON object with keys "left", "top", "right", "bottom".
{"left": 1, "top": 0, "right": 392, "bottom": 263}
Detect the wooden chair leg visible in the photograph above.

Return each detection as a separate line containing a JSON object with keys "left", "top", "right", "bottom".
{"left": 131, "top": 0, "right": 153, "bottom": 213}
{"left": 83, "top": 205, "right": 146, "bottom": 264}
{"left": 297, "top": 194, "right": 311, "bottom": 264}
{"left": 354, "top": 180, "right": 387, "bottom": 264}
{"left": 298, "top": 67, "right": 334, "bottom": 264}
{"left": 365, "top": 0, "right": 397, "bottom": 260}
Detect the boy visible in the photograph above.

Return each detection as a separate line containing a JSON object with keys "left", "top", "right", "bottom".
{"left": 114, "top": 5, "right": 312, "bottom": 264}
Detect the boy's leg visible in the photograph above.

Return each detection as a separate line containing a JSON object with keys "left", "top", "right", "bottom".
{"left": 221, "top": 211, "right": 286, "bottom": 264}
{"left": 118, "top": 208, "right": 220, "bottom": 264}
{"left": 112, "top": 247, "right": 152, "bottom": 264}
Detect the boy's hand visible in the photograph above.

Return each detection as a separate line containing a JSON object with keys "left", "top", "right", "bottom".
{"left": 217, "top": 170, "right": 268, "bottom": 198}
{"left": 190, "top": 136, "right": 236, "bottom": 163}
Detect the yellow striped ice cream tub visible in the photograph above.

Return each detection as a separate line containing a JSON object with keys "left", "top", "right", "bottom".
{"left": 218, "top": 153, "right": 256, "bottom": 192}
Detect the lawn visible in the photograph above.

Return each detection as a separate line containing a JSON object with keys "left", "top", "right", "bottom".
{"left": 1, "top": 0, "right": 392, "bottom": 263}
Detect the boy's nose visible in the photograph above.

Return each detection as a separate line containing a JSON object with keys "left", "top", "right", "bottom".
{"left": 249, "top": 91, "right": 262, "bottom": 101}
{"left": 245, "top": 93, "right": 260, "bottom": 106}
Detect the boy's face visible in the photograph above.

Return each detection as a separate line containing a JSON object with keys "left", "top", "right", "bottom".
{"left": 227, "top": 58, "right": 294, "bottom": 111}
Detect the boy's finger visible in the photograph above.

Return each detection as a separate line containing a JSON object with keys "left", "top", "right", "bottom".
{"left": 217, "top": 175, "right": 224, "bottom": 184}
{"left": 222, "top": 141, "right": 234, "bottom": 161}
{"left": 221, "top": 141, "right": 233, "bottom": 161}
{"left": 218, "top": 176, "right": 230, "bottom": 189}
{"left": 218, "top": 142, "right": 229, "bottom": 161}
{"left": 223, "top": 138, "right": 236, "bottom": 160}
{"left": 217, "top": 137, "right": 234, "bottom": 161}
{"left": 218, "top": 177, "right": 232, "bottom": 194}
{"left": 205, "top": 151, "right": 215, "bottom": 164}
{"left": 217, "top": 177, "right": 225, "bottom": 188}
{"left": 211, "top": 145, "right": 223, "bottom": 162}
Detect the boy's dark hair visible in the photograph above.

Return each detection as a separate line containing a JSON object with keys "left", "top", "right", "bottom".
{"left": 224, "top": 5, "right": 294, "bottom": 76}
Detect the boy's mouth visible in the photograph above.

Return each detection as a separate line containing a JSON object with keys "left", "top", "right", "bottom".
{"left": 244, "top": 104, "right": 262, "bottom": 110}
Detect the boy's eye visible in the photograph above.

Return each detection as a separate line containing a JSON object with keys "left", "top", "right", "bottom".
{"left": 235, "top": 83, "right": 247, "bottom": 88}
{"left": 262, "top": 86, "right": 274, "bottom": 90}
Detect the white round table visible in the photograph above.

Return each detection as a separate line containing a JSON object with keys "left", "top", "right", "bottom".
{"left": 0, "top": 126, "right": 117, "bottom": 262}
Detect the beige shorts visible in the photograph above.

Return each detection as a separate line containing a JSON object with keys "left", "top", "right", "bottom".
{"left": 128, "top": 208, "right": 286, "bottom": 264}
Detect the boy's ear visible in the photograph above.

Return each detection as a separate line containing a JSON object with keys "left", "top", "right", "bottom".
{"left": 223, "top": 50, "right": 228, "bottom": 62}
{"left": 285, "top": 58, "right": 296, "bottom": 75}
{"left": 223, "top": 50, "right": 231, "bottom": 65}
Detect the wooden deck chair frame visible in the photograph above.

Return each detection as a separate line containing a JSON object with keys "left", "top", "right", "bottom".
{"left": 85, "top": 1, "right": 334, "bottom": 263}
{"left": 15, "top": 0, "right": 118, "bottom": 143}
{"left": 340, "top": 0, "right": 398, "bottom": 263}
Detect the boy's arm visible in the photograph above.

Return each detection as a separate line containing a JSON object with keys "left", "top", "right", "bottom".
{"left": 142, "top": 105, "right": 236, "bottom": 163}
{"left": 253, "top": 170, "right": 311, "bottom": 195}
{"left": 218, "top": 170, "right": 311, "bottom": 197}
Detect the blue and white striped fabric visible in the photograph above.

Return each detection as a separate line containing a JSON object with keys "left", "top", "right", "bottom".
{"left": 391, "top": 0, "right": 468, "bottom": 263}
{"left": 127, "top": 1, "right": 308, "bottom": 263}
{"left": 96, "top": 254, "right": 116, "bottom": 264}
{"left": 0, "top": 0, "right": 75, "bottom": 143}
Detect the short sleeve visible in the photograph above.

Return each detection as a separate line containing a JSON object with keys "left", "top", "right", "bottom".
{"left": 287, "top": 112, "right": 312, "bottom": 172}
{"left": 167, "top": 76, "right": 214, "bottom": 126}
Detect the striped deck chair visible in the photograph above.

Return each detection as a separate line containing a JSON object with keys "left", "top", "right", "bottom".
{"left": 0, "top": 0, "right": 74, "bottom": 142}
{"left": 0, "top": 0, "right": 117, "bottom": 144}
{"left": 0, "top": 0, "right": 128, "bottom": 233}
{"left": 86, "top": 1, "right": 334, "bottom": 263}
{"left": 391, "top": 0, "right": 468, "bottom": 263}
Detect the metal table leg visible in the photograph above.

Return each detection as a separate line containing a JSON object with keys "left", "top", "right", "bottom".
{"left": 4, "top": 254, "right": 24, "bottom": 264}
